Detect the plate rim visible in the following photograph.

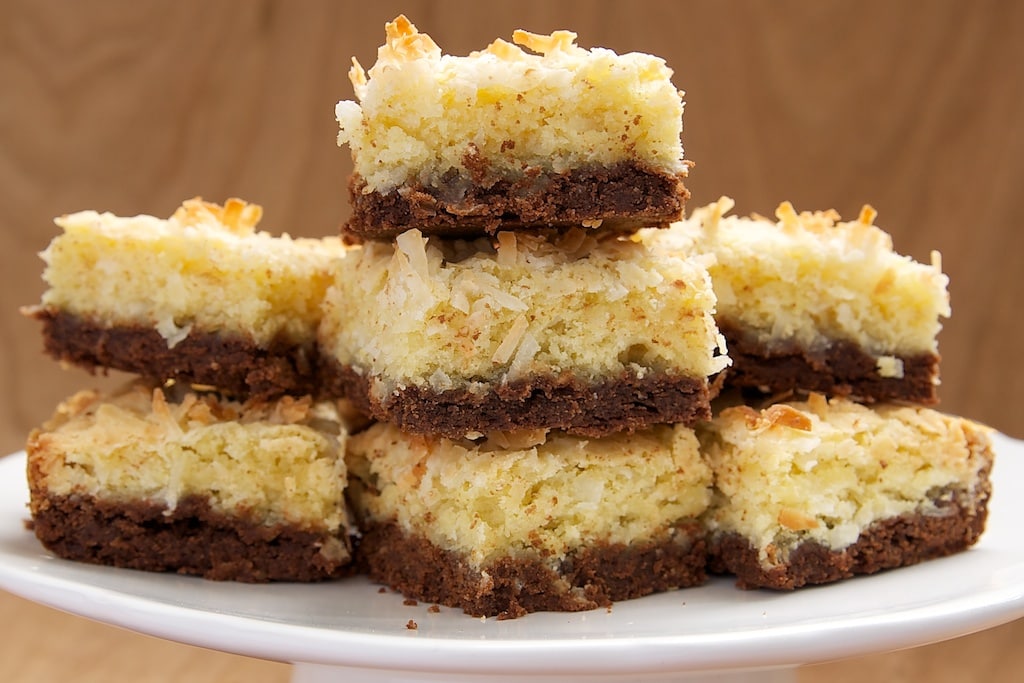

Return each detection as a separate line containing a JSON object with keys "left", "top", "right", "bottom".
{"left": 1, "top": 432, "right": 1023, "bottom": 675}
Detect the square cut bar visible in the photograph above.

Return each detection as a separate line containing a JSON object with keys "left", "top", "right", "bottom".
{"left": 346, "top": 422, "right": 711, "bottom": 619}
{"left": 25, "top": 198, "right": 345, "bottom": 399}
{"left": 659, "top": 197, "right": 950, "bottom": 404}
{"left": 336, "top": 15, "right": 691, "bottom": 239}
{"left": 699, "top": 394, "right": 993, "bottom": 590}
{"left": 26, "top": 381, "right": 353, "bottom": 582}
{"left": 319, "top": 228, "right": 729, "bottom": 438}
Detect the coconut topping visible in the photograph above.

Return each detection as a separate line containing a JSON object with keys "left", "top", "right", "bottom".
{"left": 171, "top": 197, "right": 263, "bottom": 235}
{"left": 511, "top": 28, "right": 580, "bottom": 55}
{"left": 336, "top": 15, "right": 687, "bottom": 193}
{"left": 660, "top": 197, "right": 951, "bottom": 356}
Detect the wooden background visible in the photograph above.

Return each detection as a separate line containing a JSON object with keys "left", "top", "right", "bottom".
{"left": 0, "top": 1, "right": 1021, "bottom": 680}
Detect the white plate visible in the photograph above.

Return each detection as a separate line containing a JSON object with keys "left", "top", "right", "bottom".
{"left": 2, "top": 434, "right": 1023, "bottom": 680}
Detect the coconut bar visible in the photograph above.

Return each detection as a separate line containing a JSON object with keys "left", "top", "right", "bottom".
{"left": 700, "top": 394, "right": 993, "bottom": 589}
{"left": 25, "top": 198, "right": 345, "bottom": 399}
{"left": 660, "top": 197, "right": 950, "bottom": 404}
{"left": 335, "top": 15, "right": 691, "bottom": 239}
{"left": 319, "top": 227, "right": 728, "bottom": 437}
{"left": 27, "top": 381, "right": 353, "bottom": 581}
{"left": 346, "top": 422, "right": 711, "bottom": 618}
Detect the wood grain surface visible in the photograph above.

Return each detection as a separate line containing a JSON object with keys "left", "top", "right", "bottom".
{"left": 0, "top": 1, "right": 1021, "bottom": 681}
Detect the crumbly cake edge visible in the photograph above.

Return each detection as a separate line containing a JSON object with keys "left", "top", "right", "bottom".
{"left": 29, "top": 491, "right": 353, "bottom": 582}
{"left": 354, "top": 519, "right": 707, "bottom": 619}
{"left": 322, "top": 359, "right": 714, "bottom": 438}
{"left": 708, "top": 469, "right": 991, "bottom": 590}
{"left": 30, "top": 308, "right": 320, "bottom": 400}
{"left": 718, "top": 319, "right": 941, "bottom": 404}
{"left": 343, "top": 162, "right": 689, "bottom": 240}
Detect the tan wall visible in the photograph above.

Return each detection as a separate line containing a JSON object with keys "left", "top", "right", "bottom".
{"left": 0, "top": 1, "right": 1021, "bottom": 680}
{"left": 2, "top": 1, "right": 1021, "bottom": 453}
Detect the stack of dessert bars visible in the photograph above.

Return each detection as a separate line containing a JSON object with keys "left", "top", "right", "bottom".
{"left": 318, "top": 17, "right": 729, "bottom": 618}
{"left": 662, "top": 199, "right": 993, "bottom": 590}
{"left": 22, "top": 16, "right": 995, "bottom": 619}
{"left": 24, "top": 199, "right": 357, "bottom": 581}
{"left": 320, "top": 16, "right": 993, "bottom": 614}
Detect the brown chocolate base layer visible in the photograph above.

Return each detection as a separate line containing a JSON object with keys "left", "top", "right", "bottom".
{"left": 32, "top": 308, "right": 318, "bottom": 400}
{"left": 30, "top": 491, "right": 352, "bottom": 582}
{"left": 718, "top": 320, "right": 940, "bottom": 404}
{"left": 322, "top": 361, "right": 713, "bottom": 438}
{"left": 356, "top": 520, "right": 706, "bottom": 619}
{"left": 343, "top": 162, "right": 689, "bottom": 240}
{"left": 709, "top": 483, "right": 990, "bottom": 590}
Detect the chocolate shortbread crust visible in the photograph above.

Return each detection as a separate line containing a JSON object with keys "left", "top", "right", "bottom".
{"left": 709, "top": 476, "right": 991, "bottom": 590}
{"left": 322, "top": 361, "right": 714, "bottom": 438}
{"left": 31, "top": 308, "right": 318, "bottom": 400}
{"left": 344, "top": 161, "right": 690, "bottom": 240}
{"left": 717, "top": 319, "right": 940, "bottom": 404}
{"left": 30, "top": 492, "right": 351, "bottom": 582}
{"left": 355, "top": 520, "right": 707, "bottom": 619}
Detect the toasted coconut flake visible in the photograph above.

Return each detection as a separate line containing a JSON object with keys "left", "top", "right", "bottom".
{"left": 219, "top": 197, "right": 260, "bottom": 231}
{"left": 731, "top": 405, "right": 762, "bottom": 428}
{"left": 182, "top": 395, "right": 217, "bottom": 428}
{"left": 778, "top": 508, "right": 819, "bottom": 531}
{"left": 706, "top": 196, "right": 735, "bottom": 231}
{"left": 806, "top": 392, "right": 829, "bottom": 420}
{"left": 465, "top": 273, "right": 528, "bottom": 311}
{"left": 348, "top": 57, "right": 367, "bottom": 90}
{"left": 150, "top": 387, "right": 170, "bottom": 419}
{"left": 775, "top": 201, "right": 800, "bottom": 231}
{"left": 268, "top": 395, "right": 314, "bottom": 425}
{"left": 512, "top": 28, "right": 578, "bottom": 55}
{"left": 774, "top": 201, "right": 843, "bottom": 235}
{"left": 480, "top": 38, "right": 526, "bottom": 61}
{"left": 495, "top": 231, "right": 518, "bottom": 267}
{"left": 381, "top": 15, "right": 441, "bottom": 62}
{"left": 491, "top": 314, "right": 529, "bottom": 364}
{"left": 149, "top": 387, "right": 184, "bottom": 436}
{"left": 508, "top": 330, "right": 540, "bottom": 379}
{"left": 176, "top": 392, "right": 200, "bottom": 419}
{"left": 858, "top": 204, "right": 878, "bottom": 226}
{"left": 761, "top": 404, "right": 814, "bottom": 432}
{"left": 172, "top": 197, "right": 262, "bottom": 234}
{"left": 395, "top": 229, "right": 431, "bottom": 281}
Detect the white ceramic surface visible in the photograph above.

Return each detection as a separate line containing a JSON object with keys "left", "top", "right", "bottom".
{"left": 1, "top": 433, "right": 1022, "bottom": 680}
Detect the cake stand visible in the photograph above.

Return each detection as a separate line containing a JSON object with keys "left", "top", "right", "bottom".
{"left": 2, "top": 433, "right": 1023, "bottom": 683}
